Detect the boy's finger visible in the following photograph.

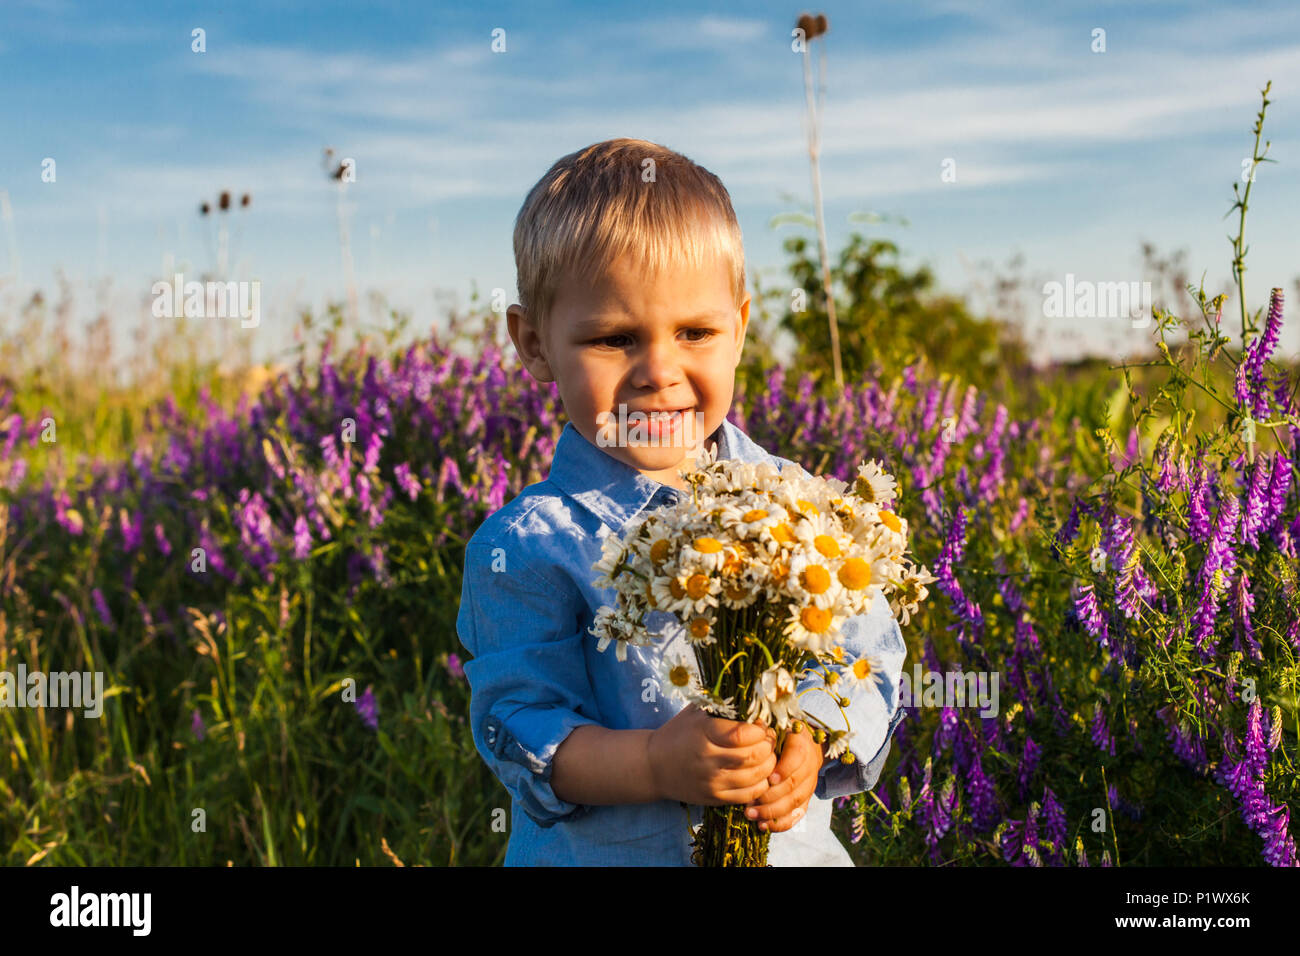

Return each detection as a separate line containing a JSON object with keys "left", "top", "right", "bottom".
{"left": 707, "top": 718, "right": 769, "bottom": 748}
{"left": 751, "top": 762, "right": 800, "bottom": 805}
{"left": 714, "top": 737, "right": 775, "bottom": 769}
{"left": 763, "top": 804, "right": 807, "bottom": 833}
{"left": 766, "top": 738, "right": 811, "bottom": 786}
{"left": 746, "top": 789, "right": 796, "bottom": 826}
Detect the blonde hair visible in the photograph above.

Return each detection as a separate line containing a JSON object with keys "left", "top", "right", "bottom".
{"left": 512, "top": 138, "right": 746, "bottom": 342}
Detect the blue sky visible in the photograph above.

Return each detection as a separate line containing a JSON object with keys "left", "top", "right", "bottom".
{"left": 1, "top": 0, "right": 1298, "bottom": 374}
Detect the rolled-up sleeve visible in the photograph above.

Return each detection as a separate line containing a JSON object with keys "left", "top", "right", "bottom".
{"left": 797, "top": 590, "right": 908, "bottom": 800}
{"left": 456, "top": 536, "right": 604, "bottom": 828}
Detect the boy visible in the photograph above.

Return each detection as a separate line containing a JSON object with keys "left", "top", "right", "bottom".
{"left": 455, "top": 138, "right": 907, "bottom": 866}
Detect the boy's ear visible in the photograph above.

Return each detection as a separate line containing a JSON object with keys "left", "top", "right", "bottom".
{"left": 733, "top": 295, "right": 751, "bottom": 367}
{"left": 507, "top": 304, "right": 555, "bottom": 383}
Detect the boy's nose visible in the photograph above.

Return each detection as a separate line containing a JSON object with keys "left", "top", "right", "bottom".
{"left": 631, "top": 342, "right": 686, "bottom": 388}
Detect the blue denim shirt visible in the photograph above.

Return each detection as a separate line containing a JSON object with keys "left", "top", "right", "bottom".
{"left": 456, "top": 416, "right": 908, "bottom": 866}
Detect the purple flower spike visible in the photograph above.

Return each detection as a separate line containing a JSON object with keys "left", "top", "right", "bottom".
{"left": 91, "top": 588, "right": 114, "bottom": 630}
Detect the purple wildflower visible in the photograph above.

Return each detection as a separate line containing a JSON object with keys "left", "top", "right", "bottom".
{"left": 192, "top": 708, "right": 206, "bottom": 741}
{"left": 446, "top": 653, "right": 465, "bottom": 680}
{"left": 1091, "top": 705, "right": 1116, "bottom": 756}
{"left": 966, "top": 753, "right": 1000, "bottom": 830}
{"left": 1074, "top": 582, "right": 1109, "bottom": 648}
{"left": 355, "top": 685, "right": 379, "bottom": 731}
{"left": 293, "top": 515, "right": 312, "bottom": 560}
{"left": 119, "top": 508, "right": 143, "bottom": 553}
{"left": 1231, "top": 567, "right": 1262, "bottom": 662}
{"left": 153, "top": 521, "right": 172, "bottom": 557}
{"left": 1263, "top": 452, "right": 1292, "bottom": 535}
{"left": 1017, "top": 736, "right": 1042, "bottom": 802}
{"left": 1193, "top": 490, "right": 1240, "bottom": 657}
{"left": 1040, "top": 787, "right": 1068, "bottom": 863}
{"left": 1187, "top": 464, "right": 1213, "bottom": 542}
{"left": 394, "top": 462, "right": 421, "bottom": 501}
{"left": 1241, "top": 453, "right": 1273, "bottom": 547}
{"left": 91, "top": 588, "right": 114, "bottom": 629}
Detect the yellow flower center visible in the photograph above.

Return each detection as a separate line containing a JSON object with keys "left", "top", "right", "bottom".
{"left": 693, "top": 536, "right": 723, "bottom": 554}
{"left": 650, "top": 539, "right": 671, "bottom": 566}
{"left": 723, "top": 581, "right": 750, "bottom": 601}
{"left": 770, "top": 559, "right": 789, "bottom": 585}
{"left": 799, "top": 565, "right": 831, "bottom": 594}
{"left": 795, "top": 499, "right": 819, "bottom": 515}
{"left": 685, "top": 573, "right": 711, "bottom": 600}
{"left": 689, "top": 616, "right": 712, "bottom": 639}
{"left": 800, "top": 606, "right": 833, "bottom": 633}
{"left": 852, "top": 658, "right": 874, "bottom": 680}
{"left": 770, "top": 522, "right": 795, "bottom": 545}
{"left": 854, "top": 477, "right": 878, "bottom": 502}
{"left": 813, "top": 534, "right": 840, "bottom": 559}
{"left": 879, "top": 510, "right": 901, "bottom": 533}
{"left": 668, "top": 665, "right": 692, "bottom": 688}
{"left": 669, "top": 578, "right": 687, "bottom": 599}
{"left": 742, "top": 508, "right": 769, "bottom": 522}
{"left": 837, "top": 558, "right": 872, "bottom": 590}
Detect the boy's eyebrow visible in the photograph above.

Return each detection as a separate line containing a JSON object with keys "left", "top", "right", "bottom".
{"left": 572, "top": 311, "right": 731, "bottom": 334}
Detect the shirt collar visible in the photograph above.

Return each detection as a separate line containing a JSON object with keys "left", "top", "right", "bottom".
{"left": 547, "top": 416, "right": 776, "bottom": 532}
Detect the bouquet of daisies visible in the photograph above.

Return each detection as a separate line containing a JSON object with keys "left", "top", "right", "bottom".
{"left": 588, "top": 444, "right": 935, "bottom": 866}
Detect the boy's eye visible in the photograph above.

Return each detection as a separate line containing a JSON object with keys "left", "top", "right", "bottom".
{"left": 593, "top": 329, "right": 716, "bottom": 348}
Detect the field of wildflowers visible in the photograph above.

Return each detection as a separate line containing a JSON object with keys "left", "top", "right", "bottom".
{"left": 2, "top": 95, "right": 1296, "bottom": 869}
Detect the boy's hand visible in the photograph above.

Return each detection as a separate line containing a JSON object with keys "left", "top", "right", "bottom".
{"left": 647, "top": 704, "right": 778, "bottom": 806}
{"left": 744, "top": 723, "right": 823, "bottom": 832}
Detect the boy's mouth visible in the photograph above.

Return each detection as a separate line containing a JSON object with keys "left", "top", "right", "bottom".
{"left": 631, "top": 406, "right": 693, "bottom": 437}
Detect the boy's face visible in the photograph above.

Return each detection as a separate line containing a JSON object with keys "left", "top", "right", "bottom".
{"left": 508, "top": 251, "right": 749, "bottom": 491}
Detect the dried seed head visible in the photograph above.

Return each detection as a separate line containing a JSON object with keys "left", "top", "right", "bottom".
{"left": 241, "top": 193, "right": 251, "bottom": 208}
{"left": 200, "top": 202, "right": 210, "bottom": 215}
{"left": 796, "top": 12, "right": 828, "bottom": 40}
{"left": 218, "top": 190, "right": 231, "bottom": 211}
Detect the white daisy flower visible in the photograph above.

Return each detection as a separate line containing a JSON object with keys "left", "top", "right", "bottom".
{"left": 631, "top": 522, "right": 677, "bottom": 574}
{"left": 696, "top": 690, "right": 739, "bottom": 720}
{"left": 823, "top": 729, "right": 855, "bottom": 760}
{"left": 717, "top": 497, "right": 778, "bottom": 538}
{"left": 717, "top": 566, "right": 763, "bottom": 610}
{"left": 853, "top": 460, "right": 898, "bottom": 507}
{"left": 832, "top": 550, "right": 892, "bottom": 611}
{"left": 889, "top": 564, "right": 938, "bottom": 626}
{"left": 787, "top": 550, "right": 843, "bottom": 610}
{"left": 659, "top": 652, "right": 701, "bottom": 704}
{"left": 782, "top": 596, "right": 848, "bottom": 655}
{"left": 791, "top": 510, "right": 852, "bottom": 561}
{"left": 653, "top": 565, "right": 721, "bottom": 617}
{"left": 681, "top": 533, "right": 728, "bottom": 574}
{"left": 866, "top": 509, "right": 909, "bottom": 561}
{"left": 682, "top": 611, "right": 719, "bottom": 647}
{"left": 746, "top": 665, "right": 803, "bottom": 731}
{"left": 590, "top": 532, "right": 628, "bottom": 589}
{"left": 840, "top": 654, "right": 887, "bottom": 696}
